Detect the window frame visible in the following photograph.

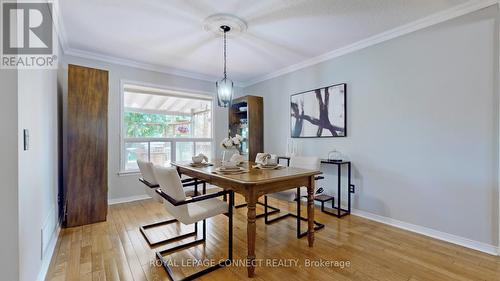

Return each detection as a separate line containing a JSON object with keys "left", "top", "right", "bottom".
{"left": 119, "top": 80, "right": 215, "bottom": 174}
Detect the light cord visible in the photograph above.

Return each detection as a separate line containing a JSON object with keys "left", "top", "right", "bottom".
{"left": 223, "top": 28, "right": 227, "bottom": 79}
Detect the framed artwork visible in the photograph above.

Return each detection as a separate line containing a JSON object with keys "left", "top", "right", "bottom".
{"left": 290, "top": 83, "right": 346, "bottom": 138}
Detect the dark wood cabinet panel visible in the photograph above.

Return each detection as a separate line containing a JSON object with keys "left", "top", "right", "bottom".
{"left": 229, "top": 96, "right": 263, "bottom": 162}
{"left": 65, "top": 64, "right": 108, "bottom": 227}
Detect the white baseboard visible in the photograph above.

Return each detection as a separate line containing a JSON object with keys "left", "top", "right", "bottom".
{"left": 33, "top": 193, "right": 150, "bottom": 281}
{"left": 36, "top": 224, "right": 61, "bottom": 281}
{"left": 108, "top": 194, "right": 151, "bottom": 205}
{"left": 352, "top": 208, "right": 499, "bottom": 256}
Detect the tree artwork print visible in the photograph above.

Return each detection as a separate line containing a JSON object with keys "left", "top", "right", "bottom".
{"left": 290, "top": 83, "right": 346, "bottom": 138}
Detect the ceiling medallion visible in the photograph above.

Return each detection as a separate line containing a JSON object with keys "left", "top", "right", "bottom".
{"left": 203, "top": 14, "right": 247, "bottom": 37}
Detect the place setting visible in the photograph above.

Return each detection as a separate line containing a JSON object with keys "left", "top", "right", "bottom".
{"left": 212, "top": 152, "right": 248, "bottom": 175}
{"left": 189, "top": 153, "right": 212, "bottom": 167}
{"left": 213, "top": 161, "right": 248, "bottom": 175}
{"left": 252, "top": 153, "right": 284, "bottom": 170}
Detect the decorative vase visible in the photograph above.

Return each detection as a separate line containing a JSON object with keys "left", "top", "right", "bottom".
{"left": 221, "top": 147, "right": 240, "bottom": 162}
{"left": 287, "top": 139, "right": 299, "bottom": 156}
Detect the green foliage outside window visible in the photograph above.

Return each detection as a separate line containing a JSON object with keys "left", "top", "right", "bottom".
{"left": 124, "top": 112, "right": 191, "bottom": 138}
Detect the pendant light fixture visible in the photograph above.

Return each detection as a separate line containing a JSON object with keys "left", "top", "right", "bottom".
{"left": 216, "top": 25, "right": 234, "bottom": 108}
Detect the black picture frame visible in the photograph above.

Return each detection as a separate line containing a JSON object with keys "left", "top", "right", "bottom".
{"left": 290, "top": 83, "right": 347, "bottom": 138}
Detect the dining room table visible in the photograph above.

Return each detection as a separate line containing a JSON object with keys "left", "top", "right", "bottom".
{"left": 171, "top": 160, "right": 322, "bottom": 278}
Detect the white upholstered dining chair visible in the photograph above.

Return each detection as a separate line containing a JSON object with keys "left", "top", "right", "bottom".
{"left": 136, "top": 160, "right": 219, "bottom": 247}
{"left": 153, "top": 166, "right": 234, "bottom": 281}
{"left": 263, "top": 156, "right": 325, "bottom": 238}
{"left": 137, "top": 160, "right": 163, "bottom": 203}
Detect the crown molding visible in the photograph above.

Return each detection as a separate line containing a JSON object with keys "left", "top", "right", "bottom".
{"left": 53, "top": 0, "right": 497, "bottom": 88}
{"left": 63, "top": 47, "right": 228, "bottom": 83}
{"left": 52, "top": 0, "right": 68, "bottom": 52}
{"left": 241, "top": 0, "right": 499, "bottom": 87}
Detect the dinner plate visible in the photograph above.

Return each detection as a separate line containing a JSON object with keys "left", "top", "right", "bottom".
{"left": 189, "top": 162, "right": 210, "bottom": 167}
{"left": 216, "top": 167, "right": 245, "bottom": 173}
{"left": 254, "top": 164, "right": 283, "bottom": 170}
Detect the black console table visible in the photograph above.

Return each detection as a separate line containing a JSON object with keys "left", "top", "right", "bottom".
{"left": 277, "top": 157, "right": 354, "bottom": 218}
{"left": 319, "top": 159, "right": 353, "bottom": 217}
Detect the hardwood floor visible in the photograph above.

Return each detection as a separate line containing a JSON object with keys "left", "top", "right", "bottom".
{"left": 46, "top": 195, "right": 500, "bottom": 281}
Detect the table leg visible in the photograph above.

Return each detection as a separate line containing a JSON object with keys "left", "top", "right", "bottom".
{"left": 348, "top": 162, "right": 351, "bottom": 214}
{"left": 246, "top": 193, "right": 257, "bottom": 277}
{"left": 307, "top": 175, "right": 315, "bottom": 247}
{"left": 337, "top": 164, "right": 341, "bottom": 217}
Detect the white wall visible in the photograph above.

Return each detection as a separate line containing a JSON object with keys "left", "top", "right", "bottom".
{"left": 60, "top": 55, "right": 233, "bottom": 201}
{"left": 0, "top": 69, "right": 20, "bottom": 281}
{"left": 244, "top": 6, "right": 499, "bottom": 248}
{"left": 17, "top": 68, "right": 59, "bottom": 281}
{"left": 0, "top": 3, "right": 61, "bottom": 280}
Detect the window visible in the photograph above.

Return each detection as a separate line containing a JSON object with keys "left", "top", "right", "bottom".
{"left": 121, "top": 83, "right": 213, "bottom": 172}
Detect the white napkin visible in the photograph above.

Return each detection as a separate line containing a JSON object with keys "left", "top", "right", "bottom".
{"left": 230, "top": 153, "right": 245, "bottom": 164}
{"left": 221, "top": 161, "right": 238, "bottom": 169}
{"left": 192, "top": 153, "right": 208, "bottom": 163}
{"left": 255, "top": 153, "right": 277, "bottom": 165}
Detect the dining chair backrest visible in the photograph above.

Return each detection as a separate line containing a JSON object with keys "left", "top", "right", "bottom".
{"left": 137, "top": 160, "right": 158, "bottom": 186}
{"left": 268, "top": 156, "right": 320, "bottom": 202}
{"left": 291, "top": 156, "right": 321, "bottom": 195}
{"left": 137, "top": 160, "right": 165, "bottom": 203}
{"left": 153, "top": 166, "right": 188, "bottom": 220}
{"left": 289, "top": 156, "right": 320, "bottom": 171}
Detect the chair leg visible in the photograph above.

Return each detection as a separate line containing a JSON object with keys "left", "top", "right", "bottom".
{"left": 157, "top": 225, "right": 230, "bottom": 281}
{"left": 140, "top": 219, "right": 197, "bottom": 247}
{"left": 156, "top": 236, "right": 214, "bottom": 281}
{"left": 228, "top": 191, "right": 234, "bottom": 261}
{"left": 264, "top": 196, "right": 268, "bottom": 224}
{"left": 203, "top": 219, "right": 206, "bottom": 240}
{"left": 156, "top": 193, "right": 234, "bottom": 281}
{"left": 242, "top": 197, "right": 280, "bottom": 219}
{"left": 140, "top": 179, "right": 206, "bottom": 247}
{"left": 256, "top": 201, "right": 280, "bottom": 218}
{"left": 264, "top": 189, "right": 325, "bottom": 239}
{"left": 235, "top": 198, "right": 281, "bottom": 218}
{"left": 235, "top": 202, "right": 247, "bottom": 209}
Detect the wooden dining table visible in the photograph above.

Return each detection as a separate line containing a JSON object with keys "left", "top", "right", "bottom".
{"left": 171, "top": 161, "right": 322, "bottom": 278}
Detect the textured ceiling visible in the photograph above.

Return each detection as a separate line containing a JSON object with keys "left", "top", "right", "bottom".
{"left": 60, "top": 0, "right": 469, "bottom": 83}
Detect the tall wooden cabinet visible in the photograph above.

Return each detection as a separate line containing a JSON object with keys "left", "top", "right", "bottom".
{"left": 64, "top": 64, "right": 108, "bottom": 227}
{"left": 229, "top": 95, "right": 263, "bottom": 161}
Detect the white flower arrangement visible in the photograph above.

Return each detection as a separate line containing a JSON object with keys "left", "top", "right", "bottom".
{"left": 220, "top": 134, "right": 243, "bottom": 149}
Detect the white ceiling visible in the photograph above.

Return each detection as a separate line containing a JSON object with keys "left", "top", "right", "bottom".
{"left": 60, "top": 0, "right": 470, "bottom": 84}
{"left": 124, "top": 91, "right": 211, "bottom": 115}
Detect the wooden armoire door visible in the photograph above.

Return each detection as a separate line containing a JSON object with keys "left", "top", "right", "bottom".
{"left": 228, "top": 95, "right": 263, "bottom": 162}
{"left": 65, "top": 64, "right": 108, "bottom": 227}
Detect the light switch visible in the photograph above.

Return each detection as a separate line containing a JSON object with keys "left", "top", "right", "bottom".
{"left": 23, "top": 129, "right": 29, "bottom": 151}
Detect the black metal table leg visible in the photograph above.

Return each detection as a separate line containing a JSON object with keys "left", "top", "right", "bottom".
{"left": 337, "top": 164, "right": 341, "bottom": 217}
{"left": 296, "top": 187, "right": 301, "bottom": 238}
{"left": 347, "top": 162, "right": 351, "bottom": 214}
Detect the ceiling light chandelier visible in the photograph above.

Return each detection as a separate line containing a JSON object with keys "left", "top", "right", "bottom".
{"left": 216, "top": 25, "right": 233, "bottom": 108}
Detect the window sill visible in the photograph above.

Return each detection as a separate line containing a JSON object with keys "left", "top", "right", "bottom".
{"left": 118, "top": 170, "right": 141, "bottom": 177}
